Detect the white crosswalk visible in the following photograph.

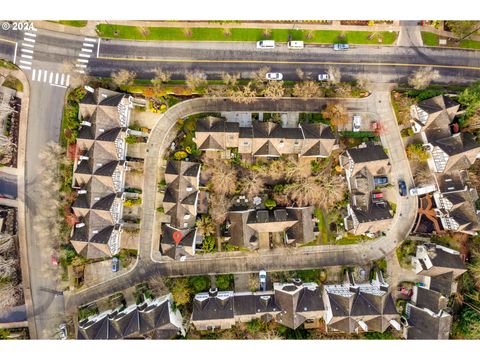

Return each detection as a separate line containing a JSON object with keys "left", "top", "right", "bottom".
{"left": 74, "top": 37, "right": 98, "bottom": 74}
{"left": 17, "top": 29, "right": 37, "bottom": 70}
{"left": 30, "top": 68, "right": 70, "bottom": 88}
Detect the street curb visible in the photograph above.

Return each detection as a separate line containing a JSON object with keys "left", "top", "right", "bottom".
{"left": 8, "top": 68, "right": 37, "bottom": 339}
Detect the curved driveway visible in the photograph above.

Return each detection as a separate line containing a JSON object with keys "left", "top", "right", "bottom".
{"left": 64, "top": 93, "right": 417, "bottom": 310}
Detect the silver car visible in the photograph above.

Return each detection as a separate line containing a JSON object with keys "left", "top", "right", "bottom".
{"left": 266, "top": 72, "right": 283, "bottom": 81}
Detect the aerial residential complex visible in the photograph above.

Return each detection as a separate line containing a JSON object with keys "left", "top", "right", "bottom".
{"left": 1, "top": 13, "right": 480, "bottom": 350}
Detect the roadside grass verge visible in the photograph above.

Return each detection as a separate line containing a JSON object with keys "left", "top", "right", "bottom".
{"left": 51, "top": 20, "right": 88, "bottom": 27}
{"left": 96, "top": 24, "right": 397, "bottom": 44}
{"left": 421, "top": 31, "right": 480, "bottom": 49}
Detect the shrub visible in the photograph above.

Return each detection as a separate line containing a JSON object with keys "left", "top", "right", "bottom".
{"left": 123, "top": 198, "right": 142, "bottom": 207}
{"left": 189, "top": 276, "right": 210, "bottom": 293}
{"left": 406, "top": 143, "right": 430, "bottom": 161}
{"left": 173, "top": 151, "right": 187, "bottom": 160}
{"left": 201, "top": 235, "right": 216, "bottom": 253}
{"left": 216, "top": 274, "right": 234, "bottom": 291}
{"left": 156, "top": 207, "right": 164, "bottom": 213}
{"left": 125, "top": 135, "right": 137, "bottom": 144}
{"left": 264, "top": 198, "right": 277, "bottom": 210}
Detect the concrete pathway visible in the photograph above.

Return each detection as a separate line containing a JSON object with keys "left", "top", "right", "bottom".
{"left": 397, "top": 21, "right": 423, "bottom": 47}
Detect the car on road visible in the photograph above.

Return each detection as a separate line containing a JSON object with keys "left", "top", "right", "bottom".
{"left": 112, "top": 257, "right": 119, "bottom": 272}
{"left": 333, "top": 43, "right": 349, "bottom": 51}
{"left": 374, "top": 176, "right": 389, "bottom": 186}
{"left": 257, "top": 40, "right": 275, "bottom": 49}
{"left": 287, "top": 40, "right": 304, "bottom": 49}
{"left": 266, "top": 72, "right": 283, "bottom": 81}
{"left": 398, "top": 180, "right": 407, "bottom": 197}
{"left": 353, "top": 115, "right": 362, "bottom": 132}
{"left": 318, "top": 73, "right": 329, "bottom": 81}
{"left": 259, "top": 270, "right": 267, "bottom": 291}
{"left": 59, "top": 323, "right": 67, "bottom": 340}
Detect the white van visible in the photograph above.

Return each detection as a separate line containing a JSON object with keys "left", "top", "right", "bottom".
{"left": 256, "top": 40, "right": 275, "bottom": 49}
{"left": 287, "top": 40, "right": 304, "bottom": 49}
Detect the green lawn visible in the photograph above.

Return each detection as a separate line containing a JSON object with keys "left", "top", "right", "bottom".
{"left": 422, "top": 31, "right": 480, "bottom": 49}
{"left": 96, "top": 24, "right": 397, "bottom": 45}
{"left": 52, "top": 20, "right": 88, "bottom": 27}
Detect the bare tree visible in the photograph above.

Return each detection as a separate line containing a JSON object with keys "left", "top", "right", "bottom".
{"left": 111, "top": 69, "right": 137, "bottom": 88}
{"left": 209, "top": 194, "right": 232, "bottom": 224}
{"left": 408, "top": 66, "right": 440, "bottom": 90}
{"left": 322, "top": 103, "right": 349, "bottom": 127}
{"left": 238, "top": 170, "right": 265, "bottom": 200}
{"left": 263, "top": 80, "right": 285, "bottom": 99}
{"left": 221, "top": 72, "right": 240, "bottom": 88}
{"left": 355, "top": 74, "right": 371, "bottom": 90}
{"left": 412, "top": 161, "right": 434, "bottom": 186}
{"left": 59, "top": 61, "right": 90, "bottom": 88}
{"left": 228, "top": 82, "right": 257, "bottom": 104}
{"left": 326, "top": 66, "right": 341, "bottom": 85}
{"left": 185, "top": 71, "right": 208, "bottom": 91}
{"left": 252, "top": 66, "right": 271, "bottom": 87}
{"left": 292, "top": 81, "right": 324, "bottom": 98}
{"left": 204, "top": 158, "right": 237, "bottom": 196}
{"left": 151, "top": 67, "right": 171, "bottom": 91}
{"left": 0, "top": 282, "right": 22, "bottom": 312}
{"left": 295, "top": 68, "right": 305, "bottom": 80}
{"left": 0, "top": 234, "right": 15, "bottom": 255}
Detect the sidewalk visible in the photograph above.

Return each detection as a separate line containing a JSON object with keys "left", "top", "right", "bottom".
{"left": 33, "top": 20, "right": 400, "bottom": 38}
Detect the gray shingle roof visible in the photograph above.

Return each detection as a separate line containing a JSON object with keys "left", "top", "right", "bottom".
{"left": 347, "top": 143, "right": 388, "bottom": 163}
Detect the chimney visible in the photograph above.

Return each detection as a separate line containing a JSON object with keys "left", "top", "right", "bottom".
{"left": 75, "top": 222, "right": 85, "bottom": 228}
{"left": 208, "top": 288, "right": 218, "bottom": 297}
{"left": 80, "top": 121, "right": 92, "bottom": 127}
{"left": 78, "top": 190, "right": 87, "bottom": 194}
{"left": 79, "top": 156, "right": 89, "bottom": 161}
{"left": 84, "top": 85, "right": 94, "bottom": 93}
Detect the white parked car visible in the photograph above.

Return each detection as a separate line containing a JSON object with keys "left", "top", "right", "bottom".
{"left": 287, "top": 40, "right": 304, "bottom": 49}
{"left": 353, "top": 115, "right": 362, "bottom": 132}
{"left": 318, "top": 73, "right": 329, "bottom": 81}
{"left": 266, "top": 72, "right": 283, "bottom": 81}
{"left": 256, "top": 40, "right": 275, "bottom": 49}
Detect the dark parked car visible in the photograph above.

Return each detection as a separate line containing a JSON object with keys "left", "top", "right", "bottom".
{"left": 398, "top": 180, "right": 407, "bottom": 196}
{"left": 374, "top": 176, "right": 389, "bottom": 186}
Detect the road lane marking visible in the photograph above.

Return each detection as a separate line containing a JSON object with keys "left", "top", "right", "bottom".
{"left": 79, "top": 53, "right": 91, "bottom": 58}
{"left": 83, "top": 43, "right": 94, "bottom": 48}
{"left": 22, "top": 42, "right": 34, "bottom": 48}
{"left": 43, "top": 70, "right": 47, "bottom": 82}
{"left": 21, "top": 48, "right": 34, "bottom": 53}
{"left": 13, "top": 42, "right": 18, "bottom": 63}
{"left": 51, "top": 83, "right": 67, "bottom": 89}
{"left": 95, "top": 55, "right": 480, "bottom": 71}
{"left": 21, "top": 54, "right": 32, "bottom": 59}
{"left": 24, "top": 32, "right": 36, "bottom": 38}
{"left": 75, "top": 69, "right": 85, "bottom": 74}
{"left": 55, "top": 73, "right": 59, "bottom": 84}
{"left": 19, "top": 60, "right": 32, "bottom": 65}
{"left": 0, "top": 37, "right": 17, "bottom": 44}
{"left": 81, "top": 48, "right": 93, "bottom": 53}
{"left": 96, "top": 38, "right": 101, "bottom": 58}
{"left": 66, "top": 75, "right": 70, "bottom": 87}
{"left": 23, "top": 37, "right": 35, "bottom": 43}
{"left": 60, "top": 73, "right": 65, "bottom": 85}
{"left": 84, "top": 37, "right": 97, "bottom": 43}
{"left": 75, "top": 64, "right": 87, "bottom": 68}
{"left": 77, "top": 58, "right": 88, "bottom": 63}
{"left": 19, "top": 65, "right": 31, "bottom": 70}
{"left": 32, "top": 69, "right": 36, "bottom": 80}
{"left": 49, "top": 72, "right": 53, "bottom": 83}
{"left": 37, "top": 69, "right": 42, "bottom": 81}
